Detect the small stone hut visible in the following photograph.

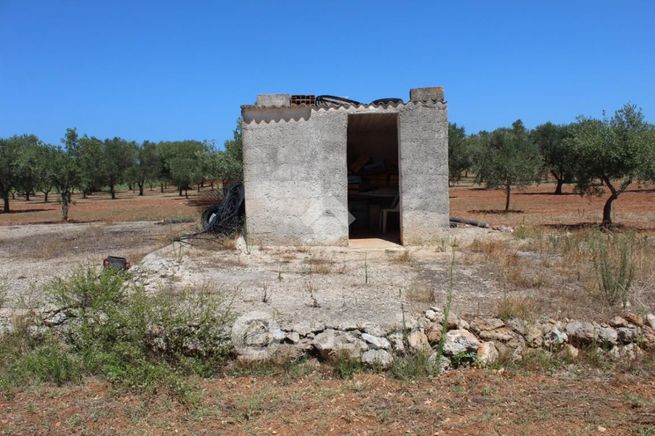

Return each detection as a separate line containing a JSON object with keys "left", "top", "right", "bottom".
{"left": 241, "top": 87, "right": 449, "bottom": 246}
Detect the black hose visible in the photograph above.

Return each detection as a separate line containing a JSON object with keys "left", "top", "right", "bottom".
{"left": 180, "top": 182, "right": 245, "bottom": 240}
{"left": 370, "top": 98, "right": 403, "bottom": 105}
{"left": 449, "top": 216, "right": 490, "bottom": 228}
{"left": 315, "top": 95, "right": 362, "bottom": 106}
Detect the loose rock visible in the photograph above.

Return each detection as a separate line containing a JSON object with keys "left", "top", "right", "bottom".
{"left": 286, "top": 331, "right": 300, "bottom": 344}
{"left": 388, "top": 332, "right": 406, "bottom": 353}
{"left": 525, "top": 323, "right": 543, "bottom": 348}
{"left": 543, "top": 328, "right": 567, "bottom": 349}
{"left": 359, "top": 322, "right": 387, "bottom": 337}
{"left": 231, "top": 311, "right": 279, "bottom": 362}
{"left": 479, "top": 327, "right": 515, "bottom": 342}
{"left": 617, "top": 327, "right": 639, "bottom": 344}
{"left": 476, "top": 342, "right": 499, "bottom": 366}
{"left": 313, "top": 329, "right": 367, "bottom": 360}
{"left": 565, "top": 321, "right": 596, "bottom": 346}
{"left": 407, "top": 330, "right": 430, "bottom": 352}
{"left": 361, "top": 349, "right": 393, "bottom": 368}
{"left": 562, "top": 344, "right": 579, "bottom": 359}
{"left": 609, "top": 316, "right": 629, "bottom": 328}
{"left": 609, "top": 343, "right": 644, "bottom": 360}
{"left": 425, "top": 325, "right": 442, "bottom": 344}
{"left": 506, "top": 318, "right": 527, "bottom": 336}
{"left": 641, "top": 327, "right": 655, "bottom": 351}
{"left": 361, "top": 333, "right": 391, "bottom": 350}
{"left": 425, "top": 309, "right": 439, "bottom": 322}
{"left": 443, "top": 329, "right": 480, "bottom": 356}
{"left": 457, "top": 319, "right": 470, "bottom": 330}
{"left": 271, "top": 329, "right": 286, "bottom": 342}
{"left": 470, "top": 318, "right": 505, "bottom": 333}
{"left": 646, "top": 313, "right": 655, "bottom": 330}
{"left": 624, "top": 312, "right": 644, "bottom": 327}
{"left": 293, "top": 321, "right": 325, "bottom": 337}
{"left": 428, "top": 353, "right": 451, "bottom": 372}
{"left": 597, "top": 326, "right": 618, "bottom": 346}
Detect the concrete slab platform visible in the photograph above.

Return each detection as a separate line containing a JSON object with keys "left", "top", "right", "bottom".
{"left": 348, "top": 238, "right": 404, "bottom": 250}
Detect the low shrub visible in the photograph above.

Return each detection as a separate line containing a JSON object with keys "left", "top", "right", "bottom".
{"left": 591, "top": 232, "right": 635, "bottom": 307}
{"left": 390, "top": 350, "right": 439, "bottom": 379}
{"left": 496, "top": 295, "right": 534, "bottom": 320}
{"left": 0, "top": 267, "right": 234, "bottom": 404}
{"left": 333, "top": 352, "right": 362, "bottom": 379}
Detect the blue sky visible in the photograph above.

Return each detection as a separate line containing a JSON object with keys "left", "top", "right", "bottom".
{"left": 1, "top": 1, "right": 654, "bottom": 146}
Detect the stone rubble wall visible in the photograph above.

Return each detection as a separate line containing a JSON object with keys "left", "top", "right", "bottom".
{"left": 232, "top": 309, "right": 655, "bottom": 369}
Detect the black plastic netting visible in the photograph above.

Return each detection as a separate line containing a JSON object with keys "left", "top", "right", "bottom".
{"left": 200, "top": 182, "right": 245, "bottom": 234}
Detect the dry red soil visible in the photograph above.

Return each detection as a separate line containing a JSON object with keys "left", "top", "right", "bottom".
{"left": 449, "top": 182, "right": 655, "bottom": 231}
{"left": 1, "top": 368, "right": 654, "bottom": 434}
{"left": 2, "top": 182, "right": 654, "bottom": 230}
{"left": 0, "top": 187, "right": 205, "bottom": 225}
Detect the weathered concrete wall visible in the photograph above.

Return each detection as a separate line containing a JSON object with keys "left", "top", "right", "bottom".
{"left": 242, "top": 90, "right": 449, "bottom": 246}
{"left": 242, "top": 109, "right": 349, "bottom": 245}
{"left": 398, "top": 101, "right": 450, "bottom": 244}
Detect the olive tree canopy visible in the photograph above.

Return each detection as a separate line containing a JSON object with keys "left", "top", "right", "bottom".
{"left": 567, "top": 103, "right": 654, "bottom": 226}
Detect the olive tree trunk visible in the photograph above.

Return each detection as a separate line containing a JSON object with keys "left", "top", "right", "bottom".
{"left": 2, "top": 191, "right": 9, "bottom": 212}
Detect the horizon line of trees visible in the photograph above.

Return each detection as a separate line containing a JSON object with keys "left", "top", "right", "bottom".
{"left": 448, "top": 102, "right": 655, "bottom": 226}
{"left": 0, "top": 121, "right": 243, "bottom": 220}
{"left": 2, "top": 103, "right": 654, "bottom": 227}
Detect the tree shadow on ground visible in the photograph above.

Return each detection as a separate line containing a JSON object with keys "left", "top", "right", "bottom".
{"left": 21, "top": 218, "right": 105, "bottom": 225}
{"left": 625, "top": 187, "right": 655, "bottom": 193}
{"left": 542, "top": 222, "right": 650, "bottom": 232}
{"left": 516, "top": 192, "right": 578, "bottom": 196}
{"left": 0, "top": 208, "right": 51, "bottom": 214}
{"left": 467, "top": 209, "right": 525, "bottom": 214}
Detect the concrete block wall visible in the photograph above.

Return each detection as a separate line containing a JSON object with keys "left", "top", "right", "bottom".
{"left": 242, "top": 88, "right": 449, "bottom": 246}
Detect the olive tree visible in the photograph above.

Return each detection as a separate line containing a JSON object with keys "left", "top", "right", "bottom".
{"left": 50, "top": 148, "right": 79, "bottom": 221}
{"left": 215, "top": 120, "right": 243, "bottom": 192}
{"left": 531, "top": 122, "right": 574, "bottom": 194}
{"left": 101, "top": 137, "right": 137, "bottom": 199}
{"left": 0, "top": 136, "right": 23, "bottom": 212}
{"left": 126, "top": 141, "right": 160, "bottom": 196}
{"left": 77, "top": 136, "right": 105, "bottom": 197}
{"left": 473, "top": 120, "right": 543, "bottom": 212}
{"left": 33, "top": 143, "right": 58, "bottom": 202}
{"left": 169, "top": 157, "right": 202, "bottom": 198}
{"left": 567, "top": 103, "right": 654, "bottom": 226}
{"left": 448, "top": 123, "right": 474, "bottom": 185}
{"left": 49, "top": 128, "right": 82, "bottom": 221}
{"left": 15, "top": 136, "right": 42, "bottom": 201}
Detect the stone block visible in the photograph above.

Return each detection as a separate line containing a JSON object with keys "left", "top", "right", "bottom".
{"left": 409, "top": 87, "right": 444, "bottom": 102}
{"left": 256, "top": 94, "right": 290, "bottom": 107}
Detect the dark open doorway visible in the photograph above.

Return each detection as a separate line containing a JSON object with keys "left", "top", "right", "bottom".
{"left": 347, "top": 113, "right": 400, "bottom": 243}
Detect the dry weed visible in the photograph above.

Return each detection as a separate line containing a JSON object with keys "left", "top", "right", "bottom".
{"left": 307, "top": 257, "right": 333, "bottom": 274}
{"left": 495, "top": 295, "right": 535, "bottom": 320}
{"left": 406, "top": 287, "right": 435, "bottom": 304}
{"left": 390, "top": 250, "right": 414, "bottom": 265}
{"left": 187, "top": 235, "right": 238, "bottom": 251}
{"left": 468, "top": 238, "right": 509, "bottom": 256}
{"left": 502, "top": 262, "right": 550, "bottom": 289}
